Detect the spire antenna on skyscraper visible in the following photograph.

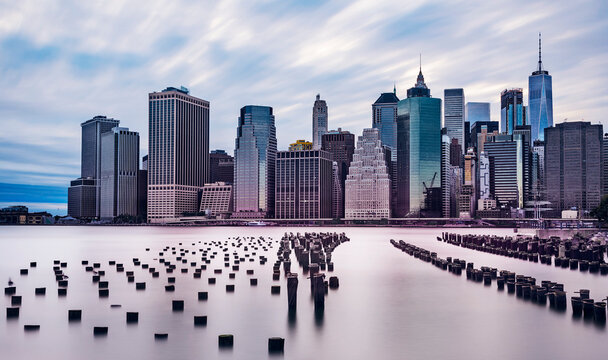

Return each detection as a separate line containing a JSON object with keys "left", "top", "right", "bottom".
{"left": 538, "top": 32, "right": 543, "bottom": 72}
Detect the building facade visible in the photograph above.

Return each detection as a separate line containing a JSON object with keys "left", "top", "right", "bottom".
{"left": 345, "top": 128, "right": 391, "bottom": 220}
{"left": 485, "top": 134, "right": 523, "bottom": 209}
{"left": 528, "top": 34, "right": 553, "bottom": 142}
{"left": 372, "top": 90, "right": 399, "bottom": 160}
{"left": 199, "top": 182, "right": 233, "bottom": 216}
{"left": 209, "top": 150, "right": 234, "bottom": 184}
{"left": 444, "top": 88, "right": 465, "bottom": 153}
{"left": 465, "top": 102, "right": 491, "bottom": 124}
{"left": 233, "top": 105, "right": 277, "bottom": 218}
{"left": 275, "top": 149, "right": 333, "bottom": 219}
{"left": 68, "top": 115, "right": 120, "bottom": 219}
{"left": 100, "top": 127, "right": 140, "bottom": 219}
{"left": 321, "top": 129, "right": 355, "bottom": 218}
{"left": 67, "top": 177, "right": 97, "bottom": 219}
{"left": 396, "top": 68, "right": 442, "bottom": 217}
{"left": 147, "top": 87, "right": 210, "bottom": 223}
{"left": 545, "top": 121, "right": 603, "bottom": 217}
{"left": 603, "top": 134, "right": 608, "bottom": 196}
{"left": 312, "top": 94, "right": 328, "bottom": 150}
{"left": 470, "top": 121, "right": 499, "bottom": 153}
{"left": 500, "top": 89, "right": 525, "bottom": 135}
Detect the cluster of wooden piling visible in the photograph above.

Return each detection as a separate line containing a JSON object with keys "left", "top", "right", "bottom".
{"left": 4, "top": 235, "right": 298, "bottom": 353}
{"left": 439, "top": 232, "right": 608, "bottom": 275}
{"left": 390, "top": 239, "right": 607, "bottom": 324}
{"left": 273, "top": 232, "right": 348, "bottom": 314}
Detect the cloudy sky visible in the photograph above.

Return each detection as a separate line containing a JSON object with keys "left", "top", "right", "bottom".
{"left": 1, "top": 0, "right": 607, "bottom": 214}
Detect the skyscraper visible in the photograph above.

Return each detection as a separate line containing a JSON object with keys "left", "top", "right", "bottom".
{"left": 465, "top": 102, "right": 491, "bottom": 124}
{"left": 470, "top": 121, "right": 499, "bottom": 152}
{"left": 233, "top": 105, "right": 277, "bottom": 218}
{"left": 275, "top": 149, "right": 333, "bottom": 219}
{"left": 441, "top": 133, "right": 452, "bottom": 218}
{"left": 485, "top": 133, "right": 524, "bottom": 209}
{"left": 444, "top": 88, "right": 465, "bottom": 153}
{"left": 528, "top": 34, "right": 553, "bottom": 142}
{"left": 513, "top": 125, "right": 532, "bottom": 207}
{"left": 147, "top": 87, "right": 210, "bottom": 223}
{"left": 545, "top": 121, "right": 603, "bottom": 217}
{"left": 344, "top": 128, "right": 391, "bottom": 220}
{"left": 100, "top": 127, "right": 140, "bottom": 220}
{"left": 603, "top": 134, "right": 608, "bottom": 196}
{"left": 68, "top": 115, "right": 120, "bottom": 219}
{"left": 321, "top": 129, "right": 355, "bottom": 218}
{"left": 500, "top": 89, "right": 525, "bottom": 135}
{"left": 458, "top": 148, "right": 476, "bottom": 218}
{"left": 396, "top": 66, "right": 442, "bottom": 217}
{"left": 372, "top": 89, "right": 399, "bottom": 159}
{"left": 312, "top": 94, "right": 328, "bottom": 150}
{"left": 209, "top": 150, "right": 234, "bottom": 184}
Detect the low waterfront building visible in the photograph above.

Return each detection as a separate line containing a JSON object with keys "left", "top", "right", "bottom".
{"left": 199, "top": 182, "right": 233, "bottom": 217}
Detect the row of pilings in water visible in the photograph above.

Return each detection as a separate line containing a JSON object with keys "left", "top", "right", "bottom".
{"left": 390, "top": 239, "right": 608, "bottom": 324}
{"left": 4, "top": 232, "right": 349, "bottom": 355}
{"left": 439, "top": 232, "right": 608, "bottom": 275}
{"left": 275, "top": 232, "right": 348, "bottom": 314}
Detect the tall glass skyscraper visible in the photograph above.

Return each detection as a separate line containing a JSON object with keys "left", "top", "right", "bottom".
{"left": 396, "top": 68, "right": 442, "bottom": 217}
{"left": 147, "top": 87, "right": 210, "bottom": 223}
{"left": 312, "top": 94, "right": 328, "bottom": 150}
{"left": 500, "top": 89, "right": 525, "bottom": 135}
{"left": 372, "top": 89, "right": 399, "bottom": 160}
{"left": 234, "top": 105, "right": 277, "bottom": 218}
{"left": 465, "top": 102, "right": 491, "bottom": 124}
{"left": 100, "top": 127, "right": 139, "bottom": 219}
{"left": 528, "top": 34, "right": 553, "bottom": 142}
{"left": 68, "top": 115, "right": 120, "bottom": 219}
{"left": 444, "top": 88, "right": 465, "bottom": 153}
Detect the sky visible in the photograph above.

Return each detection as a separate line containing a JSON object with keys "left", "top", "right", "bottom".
{"left": 0, "top": 0, "right": 607, "bottom": 215}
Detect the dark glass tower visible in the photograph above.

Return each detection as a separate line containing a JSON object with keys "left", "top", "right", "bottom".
{"left": 528, "top": 33, "right": 553, "bottom": 142}
{"left": 500, "top": 89, "right": 525, "bottom": 135}
{"left": 396, "top": 66, "right": 442, "bottom": 217}
{"left": 234, "top": 105, "right": 277, "bottom": 218}
{"left": 372, "top": 89, "right": 399, "bottom": 160}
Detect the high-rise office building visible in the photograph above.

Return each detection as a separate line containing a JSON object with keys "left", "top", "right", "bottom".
{"left": 513, "top": 125, "right": 532, "bottom": 207}
{"left": 528, "top": 34, "right": 553, "bottom": 142}
{"left": 441, "top": 133, "right": 452, "bottom": 218}
{"left": 465, "top": 102, "right": 491, "bottom": 124}
{"left": 233, "top": 105, "right": 277, "bottom": 218}
{"left": 603, "top": 134, "right": 608, "bottom": 196}
{"left": 345, "top": 128, "right": 391, "bottom": 220}
{"left": 312, "top": 94, "right": 328, "bottom": 150}
{"left": 450, "top": 138, "right": 462, "bottom": 167}
{"left": 67, "top": 177, "right": 97, "bottom": 219}
{"left": 275, "top": 149, "right": 333, "bottom": 219}
{"left": 331, "top": 161, "right": 342, "bottom": 219}
{"left": 100, "top": 127, "right": 139, "bottom": 220}
{"left": 500, "top": 89, "right": 525, "bottom": 135}
{"left": 458, "top": 148, "right": 477, "bottom": 218}
{"left": 545, "top": 122, "right": 603, "bottom": 217}
{"left": 396, "top": 66, "right": 442, "bottom": 217}
{"left": 147, "top": 87, "right": 210, "bottom": 223}
{"left": 444, "top": 88, "right": 465, "bottom": 153}
{"left": 485, "top": 133, "right": 524, "bottom": 209}
{"left": 470, "top": 121, "right": 499, "bottom": 152}
{"left": 209, "top": 150, "right": 234, "bottom": 184}
{"left": 321, "top": 129, "right": 355, "bottom": 218}
{"left": 138, "top": 155, "right": 147, "bottom": 219}
{"left": 68, "top": 115, "right": 120, "bottom": 219}
{"left": 478, "top": 152, "right": 490, "bottom": 200}
{"left": 372, "top": 89, "right": 399, "bottom": 160}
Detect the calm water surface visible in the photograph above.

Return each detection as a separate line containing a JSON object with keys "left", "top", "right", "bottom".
{"left": 0, "top": 226, "right": 606, "bottom": 360}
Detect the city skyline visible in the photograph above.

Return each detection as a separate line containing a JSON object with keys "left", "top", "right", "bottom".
{"left": 1, "top": 1, "right": 607, "bottom": 214}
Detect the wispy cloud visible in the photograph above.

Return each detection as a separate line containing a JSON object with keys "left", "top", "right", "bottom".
{"left": 0, "top": 0, "right": 607, "bottom": 214}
